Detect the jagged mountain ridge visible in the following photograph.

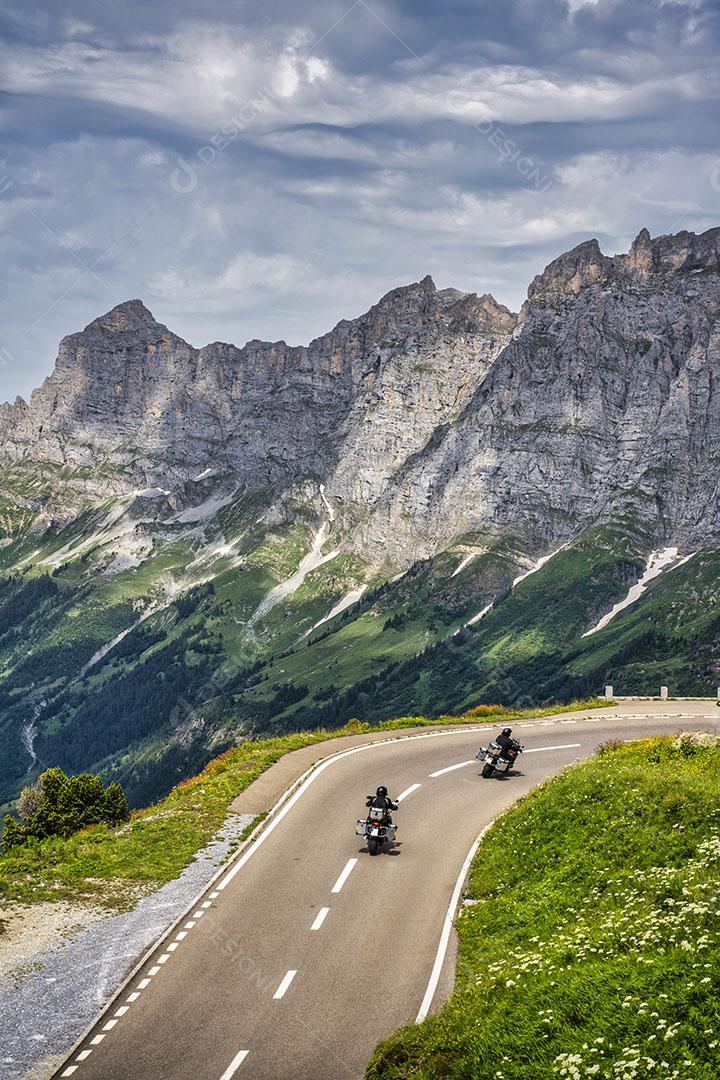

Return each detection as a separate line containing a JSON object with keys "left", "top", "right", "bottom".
{"left": 0, "top": 278, "right": 515, "bottom": 519}
{"left": 2, "top": 226, "right": 719, "bottom": 564}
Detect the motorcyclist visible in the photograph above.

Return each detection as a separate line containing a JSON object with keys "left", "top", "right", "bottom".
{"left": 365, "top": 785, "right": 399, "bottom": 825}
{"left": 495, "top": 727, "right": 521, "bottom": 762}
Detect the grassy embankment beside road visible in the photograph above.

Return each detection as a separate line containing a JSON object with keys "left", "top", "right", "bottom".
{"left": 0, "top": 698, "right": 608, "bottom": 911}
{"left": 368, "top": 736, "right": 720, "bottom": 1080}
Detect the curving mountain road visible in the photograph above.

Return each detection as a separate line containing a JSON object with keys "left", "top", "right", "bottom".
{"left": 54, "top": 702, "right": 720, "bottom": 1080}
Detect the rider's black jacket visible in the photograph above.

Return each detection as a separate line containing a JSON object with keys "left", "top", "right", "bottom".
{"left": 496, "top": 733, "right": 520, "bottom": 757}
{"left": 366, "top": 794, "right": 399, "bottom": 822}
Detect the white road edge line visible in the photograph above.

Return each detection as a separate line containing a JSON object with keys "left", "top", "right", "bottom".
{"left": 524, "top": 743, "right": 582, "bottom": 753}
{"left": 397, "top": 782, "right": 421, "bottom": 801}
{"left": 273, "top": 970, "right": 297, "bottom": 1000}
{"left": 219, "top": 1048, "right": 250, "bottom": 1079}
{"left": 429, "top": 760, "right": 476, "bottom": 778}
{"left": 311, "top": 907, "right": 330, "bottom": 931}
{"left": 416, "top": 819, "right": 495, "bottom": 1023}
{"left": 331, "top": 858, "right": 358, "bottom": 894}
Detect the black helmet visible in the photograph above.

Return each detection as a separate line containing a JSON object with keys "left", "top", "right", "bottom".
{"left": 501, "top": 727, "right": 512, "bottom": 737}
{"left": 376, "top": 785, "right": 388, "bottom": 797}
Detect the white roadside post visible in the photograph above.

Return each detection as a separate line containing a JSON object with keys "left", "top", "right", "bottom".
{"left": 605, "top": 685, "right": 614, "bottom": 701}
{"left": 660, "top": 686, "right": 668, "bottom": 701}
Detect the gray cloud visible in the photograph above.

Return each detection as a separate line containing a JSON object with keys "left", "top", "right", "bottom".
{"left": 0, "top": 0, "right": 718, "bottom": 400}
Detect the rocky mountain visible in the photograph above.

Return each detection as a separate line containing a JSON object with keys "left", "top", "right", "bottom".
{"left": 0, "top": 227, "right": 719, "bottom": 811}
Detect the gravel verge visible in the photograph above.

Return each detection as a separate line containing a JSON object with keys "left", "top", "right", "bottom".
{"left": 0, "top": 811, "right": 255, "bottom": 1080}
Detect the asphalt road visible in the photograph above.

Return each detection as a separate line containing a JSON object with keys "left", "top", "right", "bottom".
{"left": 54, "top": 702, "right": 720, "bottom": 1080}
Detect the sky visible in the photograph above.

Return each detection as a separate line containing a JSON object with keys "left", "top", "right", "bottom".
{"left": 0, "top": 0, "right": 719, "bottom": 400}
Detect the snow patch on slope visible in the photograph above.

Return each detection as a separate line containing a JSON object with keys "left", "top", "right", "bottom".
{"left": 462, "top": 544, "right": 569, "bottom": 629}
{"left": 582, "top": 547, "right": 685, "bottom": 637}
{"left": 451, "top": 553, "right": 476, "bottom": 578}
{"left": 304, "top": 584, "right": 368, "bottom": 637}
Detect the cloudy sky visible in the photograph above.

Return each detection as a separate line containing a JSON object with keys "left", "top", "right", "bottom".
{"left": 0, "top": 0, "right": 718, "bottom": 399}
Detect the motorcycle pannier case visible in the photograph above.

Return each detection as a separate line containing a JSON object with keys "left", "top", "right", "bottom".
{"left": 356, "top": 819, "right": 369, "bottom": 836}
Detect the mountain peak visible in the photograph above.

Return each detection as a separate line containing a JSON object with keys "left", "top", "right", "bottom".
{"left": 528, "top": 238, "right": 611, "bottom": 300}
{"left": 85, "top": 299, "right": 161, "bottom": 335}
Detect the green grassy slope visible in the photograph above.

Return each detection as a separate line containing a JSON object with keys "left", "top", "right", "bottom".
{"left": 301, "top": 532, "right": 720, "bottom": 726}
{"left": 368, "top": 736, "right": 720, "bottom": 1080}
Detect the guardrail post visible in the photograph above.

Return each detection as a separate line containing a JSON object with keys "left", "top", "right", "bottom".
{"left": 660, "top": 685, "right": 668, "bottom": 701}
{"left": 605, "top": 685, "right": 614, "bottom": 701}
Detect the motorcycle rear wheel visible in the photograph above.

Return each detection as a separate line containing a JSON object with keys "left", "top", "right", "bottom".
{"left": 368, "top": 837, "right": 380, "bottom": 855}
{"left": 482, "top": 763, "right": 494, "bottom": 778}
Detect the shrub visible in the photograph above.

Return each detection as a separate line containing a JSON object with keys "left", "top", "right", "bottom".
{"left": 3, "top": 767, "right": 129, "bottom": 851}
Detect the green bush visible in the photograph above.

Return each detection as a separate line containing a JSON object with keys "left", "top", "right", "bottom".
{"left": 3, "top": 767, "right": 129, "bottom": 851}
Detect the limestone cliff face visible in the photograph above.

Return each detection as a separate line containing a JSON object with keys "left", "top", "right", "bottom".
{"left": 357, "top": 227, "right": 720, "bottom": 558}
{"left": 2, "top": 226, "right": 719, "bottom": 563}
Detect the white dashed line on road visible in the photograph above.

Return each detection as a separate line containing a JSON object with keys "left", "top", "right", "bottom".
{"left": 397, "top": 783, "right": 421, "bottom": 801}
{"left": 429, "top": 760, "right": 476, "bottom": 778}
{"left": 523, "top": 743, "right": 582, "bottom": 753}
{"left": 311, "top": 907, "right": 330, "bottom": 930}
{"left": 273, "top": 970, "right": 297, "bottom": 1000}
{"left": 331, "top": 858, "right": 358, "bottom": 894}
{"left": 219, "top": 1048, "right": 250, "bottom": 1078}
